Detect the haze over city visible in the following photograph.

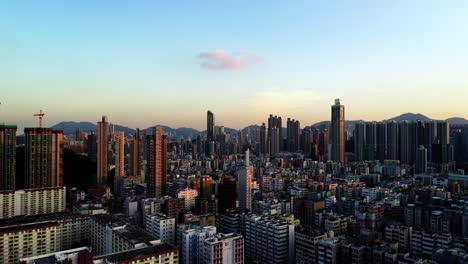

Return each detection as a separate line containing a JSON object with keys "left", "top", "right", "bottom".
{"left": 2, "top": 0, "right": 468, "bottom": 130}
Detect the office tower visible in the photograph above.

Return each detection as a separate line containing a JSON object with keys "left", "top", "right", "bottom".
{"left": 0, "top": 125, "right": 16, "bottom": 191}
{"left": 24, "top": 128, "right": 63, "bottom": 188}
{"left": 182, "top": 226, "right": 217, "bottom": 264}
{"left": 207, "top": 110, "right": 215, "bottom": 142}
{"left": 218, "top": 176, "right": 237, "bottom": 212}
{"left": 97, "top": 116, "right": 109, "bottom": 185}
{"left": 129, "top": 129, "right": 142, "bottom": 177}
{"left": 416, "top": 146, "right": 428, "bottom": 174}
{"left": 86, "top": 132, "right": 97, "bottom": 162}
{"left": 244, "top": 215, "right": 295, "bottom": 264}
{"left": 238, "top": 149, "right": 252, "bottom": 210}
{"left": 287, "top": 118, "right": 300, "bottom": 152}
{"left": 386, "top": 121, "right": 399, "bottom": 160}
{"left": 331, "top": 99, "right": 345, "bottom": 163}
{"left": 115, "top": 131, "right": 125, "bottom": 177}
{"left": 203, "top": 233, "right": 244, "bottom": 264}
{"left": 145, "top": 127, "right": 167, "bottom": 198}
{"left": 354, "top": 122, "right": 366, "bottom": 162}
{"left": 145, "top": 213, "right": 176, "bottom": 246}
{"left": 268, "top": 115, "right": 282, "bottom": 155}
{"left": 259, "top": 122, "right": 268, "bottom": 155}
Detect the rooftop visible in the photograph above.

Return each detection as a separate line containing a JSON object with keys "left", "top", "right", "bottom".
{"left": 94, "top": 244, "right": 176, "bottom": 263}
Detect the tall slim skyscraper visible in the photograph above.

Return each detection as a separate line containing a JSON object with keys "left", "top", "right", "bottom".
{"left": 129, "top": 129, "right": 142, "bottom": 177}
{"left": 97, "top": 116, "right": 109, "bottom": 185}
{"left": 331, "top": 99, "right": 345, "bottom": 163}
{"left": 0, "top": 125, "right": 17, "bottom": 191}
{"left": 115, "top": 131, "right": 125, "bottom": 177}
{"left": 207, "top": 110, "right": 215, "bottom": 142}
{"left": 354, "top": 122, "right": 366, "bottom": 162}
{"left": 87, "top": 132, "right": 97, "bottom": 162}
{"left": 146, "top": 127, "right": 167, "bottom": 198}
{"left": 238, "top": 149, "right": 252, "bottom": 210}
{"left": 260, "top": 122, "right": 268, "bottom": 155}
{"left": 24, "top": 128, "right": 63, "bottom": 188}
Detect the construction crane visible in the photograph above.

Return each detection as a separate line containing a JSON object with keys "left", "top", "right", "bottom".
{"left": 33, "top": 110, "right": 45, "bottom": 128}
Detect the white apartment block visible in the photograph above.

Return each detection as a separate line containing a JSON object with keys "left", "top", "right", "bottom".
{"left": 0, "top": 186, "right": 66, "bottom": 219}
{"left": 244, "top": 215, "right": 295, "bottom": 264}
{"left": 145, "top": 214, "right": 176, "bottom": 246}
{"left": 0, "top": 222, "right": 60, "bottom": 263}
{"left": 203, "top": 233, "right": 244, "bottom": 264}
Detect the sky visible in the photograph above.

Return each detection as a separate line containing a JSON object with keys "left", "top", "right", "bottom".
{"left": 1, "top": 0, "right": 468, "bottom": 131}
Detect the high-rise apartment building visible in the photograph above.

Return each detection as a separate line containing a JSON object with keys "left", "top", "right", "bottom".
{"left": 129, "top": 128, "right": 142, "bottom": 177}
{"left": 145, "top": 213, "right": 176, "bottom": 246}
{"left": 24, "top": 128, "right": 63, "bottom": 188}
{"left": 244, "top": 215, "right": 295, "bottom": 264}
{"left": 146, "top": 127, "right": 167, "bottom": 198}
{"left": 0, "top": 125, "right": 16, "bottom": 191}
{"left": 286, "top": 118, "right": 300, "bottom": 152}
{"left": 331, "top": 99, "right": 345, "bottom": 163}
{"left": 97, "top": 116, "right": 109, "bottom": 185}
{"left": 182, "top": 226, "right": 217, "bottom": 264}
{"left": 115, "top": 131, "right": 125, "bottom": 177}
{"left": 268, "top": 115, "right": 282, "bottom": 155}
{"left": 238, "top": 149, "right": 252, "bottom": 210}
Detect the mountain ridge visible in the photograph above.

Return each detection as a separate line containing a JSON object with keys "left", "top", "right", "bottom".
{"left": 50, "top": 113, "right": 468, "bottom": 139}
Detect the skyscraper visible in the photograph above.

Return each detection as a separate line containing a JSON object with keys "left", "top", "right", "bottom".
{"left": 238, "top": 149, "right": 252, "bottom": 210}
{"left": 207, "top": 110, "right": 215, "bottom": 142}
{"left": 129, "top": 129, "right": 142, "bottom": 177}
{"left": 260, "top": 122, "right": 268, "bottom": 156}
{"left": 24, "top": 128, "right": 63, "bottom": 188}
{"left": 354, "top": 122, "right": 366, "bottom": 162}
{"left": 87, "top": 132, "right": 97, "bottom": 163}
{"left": 0, "top": 125, "right": 17, "bottom": 191}
{"left": 268, "top": 115, "right": 282, "bottom": 155}
{"left": 416, "top": 145, "right": 428, "bottom": 174}
{"left": 146, "top": 127, "right": 167, "bottom": 198}
{"left": 331, "top": 99, "right": 345, "bottom": 163}
{"left": 115, "top": 131, "right": 125, "bottom": 177}
{"left": 97, "top": 116, "right": 109, "bottom": 185}
{"left": 286, "top": 118, "right": 300, "bottom": 152}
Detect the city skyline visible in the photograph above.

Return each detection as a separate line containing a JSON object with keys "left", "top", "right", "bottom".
{"left": 2, "top": 1, "right": 468, "bottom": 129}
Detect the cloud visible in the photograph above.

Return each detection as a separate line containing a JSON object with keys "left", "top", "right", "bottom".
{"left": 197, "top": 50, "right": 262, "bottom": 70}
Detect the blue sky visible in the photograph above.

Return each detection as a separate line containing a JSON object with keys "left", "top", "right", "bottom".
{"left": 1, "top": 1, "right": 468, "bottom": 130}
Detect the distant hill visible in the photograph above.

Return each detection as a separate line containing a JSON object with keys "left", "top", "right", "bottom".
{"left": 386, "top": 113, "right": 432, "bottom": 122}
{"left": 447, "top": 117, "right": 468, "bottom": 125}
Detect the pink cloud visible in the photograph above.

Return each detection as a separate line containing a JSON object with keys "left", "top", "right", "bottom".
{"left": 197, "top": 50, "right": 262, "bottom": 70}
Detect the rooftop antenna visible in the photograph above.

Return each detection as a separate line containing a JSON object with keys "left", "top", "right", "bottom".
{"left": 33, "top": 110, "right": 45, "bottom": 128}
